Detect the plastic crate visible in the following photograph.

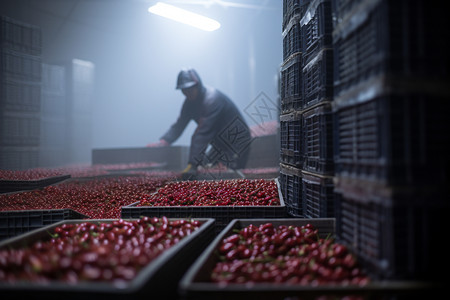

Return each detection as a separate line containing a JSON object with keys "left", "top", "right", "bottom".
{"left": 0, "top": 15, "right": 42, "bottom": 56}
{"left": 279, "top": 163, "right": 303, "bottom": 217}
{"left": 302, "top": 48, "right": 333, "bottom": 109}
{"left": 0, "top": 218, "right": 216, "bottom": 300}
{"left": 283, "top": 0, "right": 311, "bottom": 31}
{"left": 333, "top": 90, "right": 450, "bottom": 186}
{"left": 280, "top": 112, "right": 303, "bottom": 167}
{"left": 121, "top": 179, "right": 287, "bottom": 235}
{"left": 1, "top": 77, "right": 41, "bottom": 112}
{"left": 334, "top": 177, "right": 449, "bottom": 281}
{"left": 302, "top": 171, "right": 334, "bottom": 218}
{"left": 0, "top": 111, "right": 41, "bottom": 146}
{"left": 0, "top": 146, "right": 40, "bottom": 170}
{"left": 92, "top": 146, "right": 189, "bottom": 171}
{"left": 0, "top": 208, "right": 86, "bottom": 240}
{"left": 179, "top": 217, "right": 435, "bottom": 300}
{"left": 0, "top": 174, "right": 71, "bottom": 194}
{"left": 301, "top": 0, "right": 333, "bottom": 65}
{"left": 280, "top": 53, "right": 303, "bottom": 113}
{"left": 302, "top": 103, "right": 334, "bottom": 174}
{"left": 282, "top": 15, "right": 302, "bottom": 61}
{"left": 0, "top": 49, "right": 42, "bottom": 81}
{"left": 333, "top": 0, "right": 450, "bottom": 98}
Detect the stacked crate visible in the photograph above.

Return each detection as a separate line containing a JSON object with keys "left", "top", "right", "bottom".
{"left": 0, "top": 16, "right": 42, "bottom": 170}
{"left": 280, "top": 0, "right": 335, "bottom": 219}
{"left": 39, "top": 63, "right": 67, "bottom": 168}
{"left": 64, "top": 59, "right": 95, "bottom": 165}
{"left": 332, "top": 0, "right": 450, "bottom": 281}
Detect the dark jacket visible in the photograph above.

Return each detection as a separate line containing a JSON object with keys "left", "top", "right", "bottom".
{"left": 161, "top": 84, "right": 251, "bottom": 169}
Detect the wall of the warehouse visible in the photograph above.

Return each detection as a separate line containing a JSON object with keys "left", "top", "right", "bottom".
{"left": 0, "top": 0, "right": 282, "bottom": 149}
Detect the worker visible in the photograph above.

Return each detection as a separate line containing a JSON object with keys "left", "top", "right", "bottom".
{"left": 147, "top": 68, "right": 252, "bottom": 180}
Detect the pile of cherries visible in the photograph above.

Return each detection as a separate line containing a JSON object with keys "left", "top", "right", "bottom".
{"left": 0, "top": 169, "right": 66, "bottom": 181}
{"left": 0, "top": 176, "right": 173, "bottom": 218}
{"left": 138, "top": 179, "right": 280, "bottom": 207}
{"left": 211, "top": 222, "right": 370, "bottom": 286}
{"left": 0, "top": 163, "right": 170, "bottom": 180}
{"left": 0, "top": 216, "right": 203, "bottom": 285}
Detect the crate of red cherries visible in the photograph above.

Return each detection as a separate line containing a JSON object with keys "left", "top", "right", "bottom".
{"left": 179, "top": 218, "right": 438, "bottom": 300}
{"left": 121, "top": 179, "right": 287, "bottom": 235}
{"left": 0, "top": 216, "right": 215, "bottom": 300}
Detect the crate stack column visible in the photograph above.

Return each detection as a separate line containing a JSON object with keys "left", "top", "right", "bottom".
{"left": 332, "top": 0, "right": 450, "bottom": 281}
{"left": 280, "top": 0, "right": 308, "bottom": 217}
{"left": 65, "top": 59, "right": 95, "bottom": 165}
{"left": 40, "top": 63, "right": 67, "bottom": 168}
{"left": 0, "top": 16, "right": 42, "bottom": 170}
{"left": 280, "top": 0, "right": 335, "bottom": 219}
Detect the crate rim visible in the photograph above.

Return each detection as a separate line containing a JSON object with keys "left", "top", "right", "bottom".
{"left": 179, "top": 218, "right": 336, "bottom": 292}
{"left": 0, "top": 207, "right": 87, "bottom": 216}
{"left": 0, "top": 217, "right": 216, "bottom": 294}
{"left": 179, "top": 217, "right": 437, "bottom": 296}
{"left": 122, "top": 178, "right": 285, "bottom": 209}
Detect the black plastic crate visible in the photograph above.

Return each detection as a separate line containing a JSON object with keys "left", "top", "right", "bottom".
{"left": 333, "top": 0, "right": 450, "bottom": 98}
{"left": 180, "top": 218, "right": 335, "bottom": 300}
{"left": 301, "top": 0, "right": 333, "bottom": 65}
{"left": 302, "top": 171, "right": 334, "bottom": 218}
{"left": 302, "top": 103, "right": 334, "bottom": 174}
{"left": 282, "top": 16, "right": 302, "bottom": 60}
{"left": 0, "top": 218, "right": 216, "bottom": 300}
{"left": 279, "top": 163, "right": 303, "bottom": 217}
{"left": 0, "top": 208, "right": 86, "bottom": 240}
{"left": 0, "top": 111, "right": 41, "bottom": 147}
{"left": 0, "top": 174, "right": 70, "bottom": 193}
{"left": 121, "top": 179, "right": 287, "bottom": 236}
{"left": 1, "top": 78, "right": 41, "bottom": 112}
{"left": 179, "top": 217, "right": 436, "bottom": 299}
{"left": 280, "top": 53, "right": 303, "bottom": 113}
{"left": 0, "top": 146, "right": 40, "bottom": 170}
{"left": 283, "top": 0, "right": 312, "bottom": 31}
{"left": 0, "top": 49, "right": 42, "bottom": 81}
{"left": 333, "top": 91, "right": 450, "bottom": 186}
{"left": 302, "top": 48, "right": 333, "bottom": 109}
{"left": 0, "top": 15, "right": 42, "bottom": 56}
{"left": 334, "top": 178, "right": 449, "bottom": 281}
{"left": 280, "top": 112, "right": 303, "bottom": 167}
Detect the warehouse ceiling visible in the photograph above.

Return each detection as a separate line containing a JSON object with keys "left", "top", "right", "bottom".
{"left": 1, "top": 0, "right": 277, "bottom": 33}
{"left": 1, "top": 0, "right": 278, "bottom": 60}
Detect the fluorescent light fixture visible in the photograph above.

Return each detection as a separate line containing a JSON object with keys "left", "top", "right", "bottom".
{"left": 148, "top": 2, "right": 221, "bottom": 31}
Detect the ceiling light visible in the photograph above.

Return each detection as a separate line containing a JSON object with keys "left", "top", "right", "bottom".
{"left": 148, "top": 2, "right": 221, "bottom": 32}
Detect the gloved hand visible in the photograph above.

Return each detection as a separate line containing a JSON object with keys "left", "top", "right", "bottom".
{"left": 181, "top": 163, "right": 197, "bottom": 181}
{"left": 146, "top": 139, "right": 169, "bottom": 147}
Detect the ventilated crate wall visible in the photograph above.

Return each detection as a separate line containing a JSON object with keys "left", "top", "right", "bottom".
{"left": 39, "top": 63, "right": 68, "bottom": 168}
{"left": 334, "top": 181, "right": 448, "bottom": 281}
{"left": 302, "top": 172, "right": 334, "bottom": 218}
{"left": 333, "top": 0, "right": 450, "bottom": 98}
{"left": 0, "top": 16, "right": 42, "bottom": 170}
{"left": 302, "top": 49, "right": 333, "bottom": 109}
{"left": 280, "top": 53, "right": 303, "bottom": 113}
{"left": 280, "top": 112, "right": 303, "bottom": 167}
{"left": 301, "top": 0, "right": 333, "bottom": 65}
{"left": 0, "top": 209, "right": 87, "bottom": 241}
{"left": 302, "top": 103, "right": 334, "bottom": 174}
{"left": 283, "top": 16, "right": 302, "bottom": 61}
{"left": 280, "top": 0, "right": 335, "bottom": 219}
{"left": 332, "top": 0, "right": 450, "bottom": 281}
{"left": 279, "top": 163, "right": 303, "bottom": 217}
{"left": 283, "top": 0, "right": 312, "bottom": 32}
